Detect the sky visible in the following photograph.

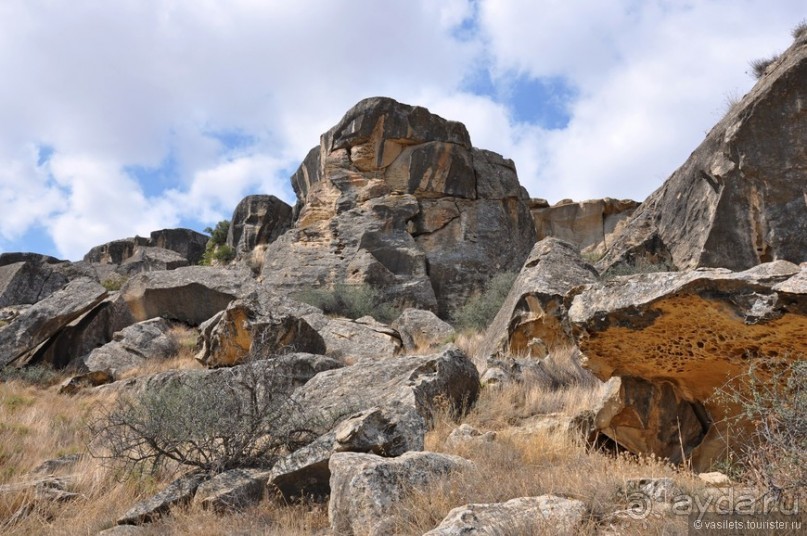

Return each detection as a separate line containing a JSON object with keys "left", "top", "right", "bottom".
{"left": 0, "top": 0, "right": 803, "bottom": 260}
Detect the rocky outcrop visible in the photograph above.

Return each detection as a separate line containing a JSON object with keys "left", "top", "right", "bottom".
{"left": 391, "top": 308, "right": 455, "bottom": 352}
{"left": 599, "top": 39, "right": 807, "bottom": 273}
{"left": 424, "top": 495, "right": 588, "bottom": 536}
{"left": 0, "top": 278, "right": 108, "bottom": 367}
{"left": 196, "top": 293, "right": 325, "bottom": 367}
{"left": 569, "top": 261, "right": 807, "bottom": 468}
{"left": 117, "top": 472, "right": 207, "bottom": 525}
{"left": 82, "top": 318, "right": 178, "bottom": 375}
{"left": 531, "top": 198, "right": 639, "bottom": 255}
{"left": 292, "top": 347, "right": 480, "bottom": 436}
{"left": 328, "top": 451, "right": 473, "bottom": 536}
{"left": 226, "top": 195, "right": 293, "bottom": 256}
{"left": 261, "top": 97, "right": 536, "bottom": 318}
{"left": 305, "top": 314, "right": 402, "bottom": 362}
{"left": 193, "top": 468, "right": 271, "bottom": 513}
{"left": 267, "top": 404, "right": 425, "bottom": 500}
{"left": 480, "top": 238, "right": 599, "bottom": 359}
{"left": 120, "top": 266, "right": 256, "bottom": 325}
{"left": 115, "top": 247, "right": 189, "bottom": 276}
{"left": 0, "top": 255, "right": 69, "bottom": 308}
{"left": 84, "top": 228, "right": 208, "bottom": 268}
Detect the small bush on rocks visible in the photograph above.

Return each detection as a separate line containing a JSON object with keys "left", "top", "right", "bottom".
{"left": 452, "top": 272, "right": 517, "bottom": 331}
{"left": 293, "top": 283, "right": 397, "bottom": 323}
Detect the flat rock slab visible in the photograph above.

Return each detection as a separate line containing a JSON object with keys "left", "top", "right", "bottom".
{"left": 424, "top": 495, "right": 588, "bottom": 536}
{"left": 117, "top": 472, "right": 207, "bottom": 525}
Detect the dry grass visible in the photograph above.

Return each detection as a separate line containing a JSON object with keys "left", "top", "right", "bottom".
{"left": 398, "top": 376, "right": 703, "bottom": 535}
{"left": 118, "top": 324, "right": 203, "bottom": 380}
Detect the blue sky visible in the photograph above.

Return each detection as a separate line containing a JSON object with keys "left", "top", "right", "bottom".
{"left": 0, "top": 0, "right": 803, "bottom": 260}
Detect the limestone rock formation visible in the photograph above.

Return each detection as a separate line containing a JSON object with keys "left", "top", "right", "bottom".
{"left": 531, "top": 198, "right": 639, "bottom": 255}
{"left": 480, "top": 238, "right": 599, "bottom": 359}
{"left": 226, "top": 194, "right": 293, "bottom": 256}
{"left": 424, "top": 495, "right": 588, "bottom": 536}
{"left": 267, "top": 404, "right": 425, "bottom": 500}
{"left": 569, "top": 261, "right": 807, "bottom": 468}
{"left": 328, "top": 451, "right": 473, "bottom": 536}
{"left": 0, "top": 254, "right": 69, "bottom": 308}
{"left": 192, "top": 468, "right": 271, "bottom": 513}
{"left": 599, "top": 39, "right": 807, "bottom": 273}
{"left": 84, "top": 228, "right": 208, "bottom": 268}
{"left": 115, "top": 247, "right": 189, "bottom": 276}
{"left": 391, "top": 308, "right": 455, "bottom": 352}
{"left": 83, "top": 318, "right": 179, "bottom": 376}
{"left": 292, "top": 347, "right": 480, "bottom": 437}
{"left": 117, "top": 472, "right": 207, "bottom": 525}
{"left": 120, "top": 266, "right": 257, "bottom": 325}
{"left": 0, "top": 278, "right": 108, "bottom": 367}
{"left": 261, "top": 97, "right": 536, "bottom": 317}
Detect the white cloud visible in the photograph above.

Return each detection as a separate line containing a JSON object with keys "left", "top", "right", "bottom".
{"left": 0, "top": 0, "right": 802, "bottom": 259}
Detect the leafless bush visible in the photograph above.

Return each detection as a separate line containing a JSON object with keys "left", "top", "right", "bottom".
{"left": 792, "top": 19, "right": 807, "bottom": 40}
{"left": 713, "top": 358, "right": 806, "bottom": 498}
{"left": 749, "top": 55, "right": 779, "bottom": 79}
{"left": 89, "top": 361, "right": 317, "bottom": 475}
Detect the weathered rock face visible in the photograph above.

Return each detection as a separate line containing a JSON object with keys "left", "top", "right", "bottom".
{"left": 292, "top": 347, "right": 480, "bottom": 436}
{"left": 0, "top": 278, "right": 108, "bottom": 367}
{"left": 196, "top": 291, "right": 326, "bottom": 367}
{"left": 117, "top": 472, "right": 207, "bottom": 525}
{"left": 391, "top": 308, "right": 455, "bottom": 352}
{"left": 0, "top": 256, "right": 69, "bottom": 308}
{"left": 328, "top": 451, "right": 473, "bottom": 536}
{"left": 305, "top": 314, "right": 402, "bottom": 363}
{"left": 261, "top": 97, "right": 536, "bottom": 318}
{"left": 599, "top": 40, "right": 807, "bottom": 273}
{"left": 424, "top": 495, "right": 588, "bottom": 536}
{"left": 480, "top": 238, "right": 599, "bottom": 359}
{"left": 84, "top": 228, "right": 208, "bottom": 268}
{"left": 226, "top": 195, "right": 293, "bottom": 256}
{"left": 115, "top": 247, "right": 189, "bottom": 276}
{"left": 120, "top": 266, "right": 257, "bottom": 325}
{"left": 569, "top": 261, "right": 807, "bottom": 468}
{"left": 267, "top": 404, "right": 425, "bottom": 500}
{"left": 83, "top": 318, "right": 179, "bottom": 376}
{"left": 531, "top": 198, "right": 639, "bottom": 255}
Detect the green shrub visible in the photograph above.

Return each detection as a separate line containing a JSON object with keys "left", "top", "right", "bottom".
{"left": 101, "top": 274, "right": 127, "bottom": 292}
{"left": 712, "top": 358, "right": 806, "bottom": 497}
{"left": 204, "top": 220, "right": 230, "bottom": 246}
{"left": 293, "top": 283, "right": 397, "bottom": 323}
{"left": 749, "top": 55, "right": 779, "bottom": 79}
{"left": 0, "top": 364, "right": 62, "bottom": 387}
{"left": 89, "top": 362, "right": 314, "bottom": 474}
{"left": 451, "top": 272, "right": 517, "bottom": 332}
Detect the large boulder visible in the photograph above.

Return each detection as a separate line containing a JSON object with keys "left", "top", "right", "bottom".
{"left": 531, "top": 198, "right": 639, "bottom": 255}
{"left": 196, "top": 291, "right": 326, "bottom": 367}
{"left": 83, "top": 318, "right": 179, "bottom": 376}
{"left": 117, "top": 472, "right": 207, "bottom": 525}
{"left": 598, "top": 39, "right": 807, "bottom": 273}
{"left": 84, "top": 228, "right": 208, "bottom": 269}
{"left": 262, "top": 97, "right": 536, "bottom": 318}
{"left": 391, "top": 308, "right": 455, "bottom": 352}
{"left": 120, "top": 266, "right": 257, "bottom": 325}
{"left": 0, "top": 255, "right": 69, "bottom": 308}
{"left": 424, "top": 495, "right": 588, "bottom": 536}
{"left": 328, "top": 451, "right": 473, "bottom": 536}
{"left": 569, "top": 261, "right": 807, "bottom": 468}
{"left": 480, "top": 238, "right": 599, "bottom": 359}
{"left": 0, "top": 278, "right": 107, "bottom": 367}
{"left": 267, "top": 404, "right": 425, "bottom": 500}
{"left": 115, "top": 247, "right": 189, "bottom": 277}
{"left": 226, "top": 194, "right": 293, "bottom": 256}
{"left": 292, "top": 346, "right": 480, "bottom": 436}
{"left": 303, "top": 314, "right": 403, "bottom": 363}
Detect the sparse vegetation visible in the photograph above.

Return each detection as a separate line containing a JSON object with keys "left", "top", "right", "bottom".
{"left": 89, "top": 362, "right": 313, "bottom": 474}
{"left": 452, "top": 272, "right": 517, "bottom": 331}
{"left": 603, "top": 257, "right": 676, "bottom": 279}
{"left": 200, "top": 220, "right": 235, "bottom": 265}
{"left": 712, "top": 358, "right": 806, "bottom": 498}
{"left": 792, "top": 19, "right": 807, "bottom": 40}
{"left": 101, "top": 274, "right": 127, "bottom": 292}
{"left": 293, "top": 283, "right": 398, "bottom": 323}
{"left": 0, "top": 364, "right": 64, "bottom": 388}
{"left": 749, "top": 54, "right": 780, "bottom": 79}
